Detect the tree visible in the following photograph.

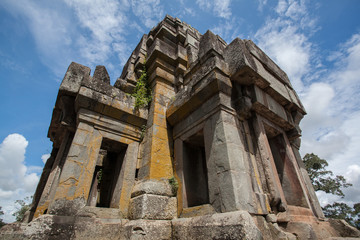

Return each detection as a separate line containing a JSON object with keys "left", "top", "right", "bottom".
{"left": 0, "top": 206, "right": 6, "bottom": 228}
{"left": 303, "top": 153, "right": 352, "bottom": 197}
{"left": 322, "top": 202, "right": 360, "bottom": 229}
{"left": 353, "top": 203, "right": 360, "bottom": 230}
{"left": 13, "top": 196, "right": 32, "bottom": 222}
{"left": 303, "top": 153, "right": 359, "bottom": 230}
{"left": 322, "top": 202, "right": 354, "bottom": 222}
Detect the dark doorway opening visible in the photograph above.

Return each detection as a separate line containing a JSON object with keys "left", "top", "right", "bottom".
{"left": 87, "top": 139, "right": 127, "bottom": 208}
{"left": 183, "top": 130, "right": 209, "bottom": 207}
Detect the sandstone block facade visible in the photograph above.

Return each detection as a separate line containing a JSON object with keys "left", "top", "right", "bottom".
{"left": 1, "top": 15, "right": 359, "bottom": 239}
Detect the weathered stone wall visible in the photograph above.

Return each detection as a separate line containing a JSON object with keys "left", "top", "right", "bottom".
{"left": 2, "top": 15, "right": 360, "bottom": 240}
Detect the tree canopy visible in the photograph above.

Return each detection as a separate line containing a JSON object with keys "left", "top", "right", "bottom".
{"left": 303, "top": 153, "right": 352, "bottom": 197}
{"left": 0, "top": 206, "right": 5, "bottom": 228}
{"left": 12, "top": 196, "right": 31, "bottom": 222}
{"left": 303, "top": 153, "right": 359, "bottom": 230}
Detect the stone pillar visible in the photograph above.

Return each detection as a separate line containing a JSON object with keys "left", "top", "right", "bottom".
{"left": 138, "top": 80, "right": 175, "bottom": 180}
{"left": 252, "top": 115, "right": 287, "bottom": 212}
{"left": 204, "top": 109, "right": 256, "bottom": 213}
{"left": 130, "top": 80, "right": 177, "bottom": 220}
{"left": 33, "top": 131, "right": 73, "bottom": 219}
{"left": 48, "top": 121, "right": 102, "bottom": 215}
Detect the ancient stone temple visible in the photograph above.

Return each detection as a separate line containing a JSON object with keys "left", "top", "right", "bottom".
{"left": 2, "top": 15, "right": 360, "bottom": 239}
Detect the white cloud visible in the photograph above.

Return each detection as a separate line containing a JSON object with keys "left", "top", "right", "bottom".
{"left": 64, "top": 0, "right": 130, "bottom": 67}
{"left": 1, "top": 0, "right": 135, "bottom": 79}
{"left": 254, "top": 0, "right": 320, "bottom": 92}
{"left": 196, "top": 0, "right": 232, "bottom": 19}
{"left": 300, "top": 32, "right": 360, "bottom": 206}
{"left": 255, "top": 18, "right": 313, "bottom": 92}
{"left": 300, "top": 82, "right": 335, "bottom": 136}
{"left": 257, "top": 0, "right": 268, "bottom": 11}
{"left": 0, "top": 134, "right": 40, "bottom": 223}
{"left": 345, "top": 165, "right": 360, "bottom": 184}
{"left": 41, "top": 154, "right": 51, "bottom": 164}
{"left": 1, "top": 0, "right": 74, "bottom": 77}
{"left": 301, "top": 33, "right": 360, "bottom": 161}
{"left": 211, "top": 17, "right": 244, "bottom": 44}
{"left": 131, "top": 0, "right": 164, "bottom": 28}
{"left": 214, "top": 0, "right": 231, "bottom": 19}
{"left": 316, "top": 190, "right": 341, "bottom": 207}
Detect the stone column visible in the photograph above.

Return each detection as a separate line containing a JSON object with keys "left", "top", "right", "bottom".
{"left": 48, "top": 121, "right": 102, "bottom": 215}
{"left": 129, "top": 80, "right": 177, "bottom": 220}
{"left": 138, "top": 80, "right": 175, "bottom": 180}
{"left": 252, "top": 115, "right": 287, "bottom": 212}
{"left": 204, "top": 109, "right": 256, "bottom": 213}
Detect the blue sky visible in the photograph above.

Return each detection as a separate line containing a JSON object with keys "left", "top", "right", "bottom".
{"left": 0, "top": 0, "right": 360, "bottom": 222}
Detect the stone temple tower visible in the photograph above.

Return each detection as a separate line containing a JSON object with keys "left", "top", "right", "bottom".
{"left": 2, "top": 15, "right": 360, "bottom": 239}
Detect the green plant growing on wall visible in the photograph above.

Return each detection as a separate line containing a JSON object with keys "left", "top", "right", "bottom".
{"left": 140, "top": 124, "right": 147, "bottom": 141}
{"left": 169, "top": 177, "right": 179, "bottom": 196}
{"left": 131, "top": 59, "right": 152, "bottom": 109}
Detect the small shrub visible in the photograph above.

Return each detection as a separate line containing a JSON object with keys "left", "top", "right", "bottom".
{"left": 131, "top": 61, "right": 152, "bottom": 109}
{"left": 169, "top": 177, "right": 179, "bottom": 196}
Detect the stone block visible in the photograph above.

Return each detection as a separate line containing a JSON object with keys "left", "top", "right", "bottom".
{"left": 180, "top": 204, "right": 216, "bottom": 218}
{"left": 93, "top": 65, "right": 110, "bottom": 84}
{"left": 73, "top": 217, "right": 125, "bottom": 240}
{"left": 266, "top": 214, "right": 277, "bottom": 223}
{"left": 198, "top": 30, "right": 225, "bottom": 60}
{"left": 131, "top": 179, "right": 173, "bottom": 198}
{"left": 59, "top": 62, "right": 91, "bottom": 95}
{"left": 76, "top": 206, "right": 121, "bottom": 219}
{"left": 328, "top": 218, "right": 360, "bottom": 238}
{"left": 48, "top": 197, "right": 86, "bottom": 216}
{"left": 283, "top": 221, "right": 317, "bottom": 240}
{"left": 129, "top": 194, "right": 176, "bottom": 220}
{"left": 123, "top": 219, "right": 172, "bottom": 240}
{"left": 172, "top": 211, "right": 262, "bottom": 240}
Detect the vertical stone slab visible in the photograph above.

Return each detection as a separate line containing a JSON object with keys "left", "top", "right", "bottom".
{"left": 49, "top": 122, "right": 102, "bottom": 215}
{"left": 174, "top": 138, "right": 185, "bottom": 215}
{"left": 33, "top": 131, "right": 73, "bottom": 219}
{"left": 204, "top": 109, "right": 256, "bottom": 213}
{"left": 291, "top": 141, "right": 325, "bottom": 218}
{"left": 281, "top": 133, "right": 311, "bottom": 208}
{"left": 252, "top": 115, "right": 287, "bottom": 211}
{"left": 242, "top": 121, "right": 271, "bottom": 215}
{"left": 139, "top": 81, "right": 175, "bottom": 180}
{"left": 29, "top": 147, "right": 57, "bottom": 221}
{"left": 110, "top": 141, "right": 139, "bottom": 218}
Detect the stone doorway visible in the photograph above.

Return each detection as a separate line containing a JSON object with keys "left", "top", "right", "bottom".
{"left": 182, "top": 130, "right": 209, "bottom": 208}
{"left": 87, "top": 139, "right": 127, "bottom": 208}
{"left": 265, "top": 126, "right": 308, "bottom": 208}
